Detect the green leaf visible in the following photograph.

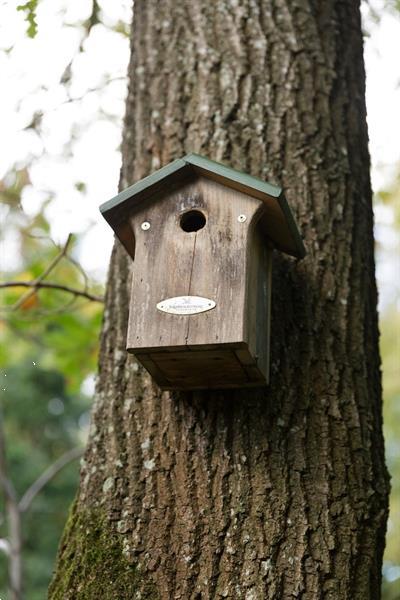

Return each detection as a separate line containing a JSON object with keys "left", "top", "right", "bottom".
{"left": 74, "top": 181, "right": 87, "bottom": 193}
{"left": 17, "top": 0, "right": 38, "bottom": 39}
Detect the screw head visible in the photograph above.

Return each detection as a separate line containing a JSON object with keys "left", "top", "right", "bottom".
{"left": 141, "top": 221, "right": 150, "bottom": 231}
{"left": 238, "top": 214, "right": 247, "bottom": 223}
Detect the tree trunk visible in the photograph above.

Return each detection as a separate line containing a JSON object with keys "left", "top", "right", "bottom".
{"left": 49, "top": 1, "right": 389, "bottom": 598}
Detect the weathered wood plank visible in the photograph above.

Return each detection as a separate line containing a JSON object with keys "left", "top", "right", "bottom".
{"left": 185, "top": 177, "right": 262, "bottom": 347}
{"left": 245, "top": 228, "right": 272, "bottom": 384}
{"left": 127, "top": 179, "right": 201, "bottom": 350}
{"left": 150, "top": 348, "right": 248, "bottom": 389}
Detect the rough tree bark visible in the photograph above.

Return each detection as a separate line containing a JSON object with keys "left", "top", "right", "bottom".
{"left": 49, "top": 1, "right": 390, "bottom": 598}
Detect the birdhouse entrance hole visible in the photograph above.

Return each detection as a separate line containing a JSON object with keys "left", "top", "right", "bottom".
{"left": 180, "top": 210, "right": 206, "bottom": 232}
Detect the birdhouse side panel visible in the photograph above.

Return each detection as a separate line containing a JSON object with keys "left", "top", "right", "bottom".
{"left": 244, "top": 228, "right": 272, "bottom": 384}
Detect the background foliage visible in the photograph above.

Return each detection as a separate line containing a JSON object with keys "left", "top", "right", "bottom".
{"left": 0, "top": 2, "right": 129, "bottom": 597}
{"left": 0, "top": 1, "right": 398, "bottom": 598}
{"left": 0, "top": 168, "right": 103, "bottom": 599}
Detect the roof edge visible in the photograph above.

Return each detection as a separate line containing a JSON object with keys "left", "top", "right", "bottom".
{"left": 183, "top": 153, "right": 282, "bottom": 199}
{"left": 99, "top": 153, "right": 306, "bottom": 259}
{"left": 99, "top": 158, "right": 187, "bottom": 216}
{"left": 276, "top": 192, "right": 306, "bottom": 258}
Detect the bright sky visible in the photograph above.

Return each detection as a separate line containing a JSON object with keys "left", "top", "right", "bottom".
{"left": 0, "top": 0, "right": 399, "bottom": 306}
{"left": 363, "top": 2, "right": 400, "bottom": 308}
{"left": 0, "top": 0, "right": 131, "bottom": 278}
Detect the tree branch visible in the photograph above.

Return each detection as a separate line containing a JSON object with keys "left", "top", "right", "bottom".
{"left": 19, "top": 447, "right": 84, "bottom": 513}
{"left": 0, "top": 411, "right": 17, "bottom": 505}
{"left": 1, "top": 281, "right": 104, "bottom": 303}
{"left": 11, "top": 233, "right": 73, "bottom": 310}
{"left": 0, "top": 408, "right": 22, "bottom": 600}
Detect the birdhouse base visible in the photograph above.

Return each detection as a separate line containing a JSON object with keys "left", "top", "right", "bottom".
{"left": 132, "top": 343, "right": 268, "bottom": 390}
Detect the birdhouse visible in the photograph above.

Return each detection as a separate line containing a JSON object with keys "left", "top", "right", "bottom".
{"left": 100, "top": 154, "right": 305, "bottom": 390}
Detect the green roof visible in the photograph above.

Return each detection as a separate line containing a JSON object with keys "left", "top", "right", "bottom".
{"left": 100, "top": 153, "right": 305, "bottom": 258}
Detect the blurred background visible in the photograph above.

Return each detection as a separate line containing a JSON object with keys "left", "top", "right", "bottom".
{"left": 0, "top": 1, "right": 398, "bottom": 598}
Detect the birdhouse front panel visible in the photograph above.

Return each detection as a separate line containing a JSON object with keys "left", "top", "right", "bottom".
{"left": 126, "top": 176, "right": 271, "bottom": 389}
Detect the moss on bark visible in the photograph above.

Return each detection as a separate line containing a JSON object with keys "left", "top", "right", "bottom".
{"left": 48, "top": 501, "right": 157, "bottom": 599}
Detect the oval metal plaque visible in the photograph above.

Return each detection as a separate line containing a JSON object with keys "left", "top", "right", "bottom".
{"left": 157, "top": 296, "right": 216, "bottom": 315}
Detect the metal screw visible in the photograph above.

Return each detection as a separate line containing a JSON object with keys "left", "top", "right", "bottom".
{"left": 238, "top": 214, "right": 247, "bottom": 223}
{"left": 141, "top": 221, "right": 150, "bottom": 231}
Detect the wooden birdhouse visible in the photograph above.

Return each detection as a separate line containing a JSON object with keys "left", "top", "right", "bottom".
{"left": 100, "top": 154, "right": 305, "bottom": 390}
